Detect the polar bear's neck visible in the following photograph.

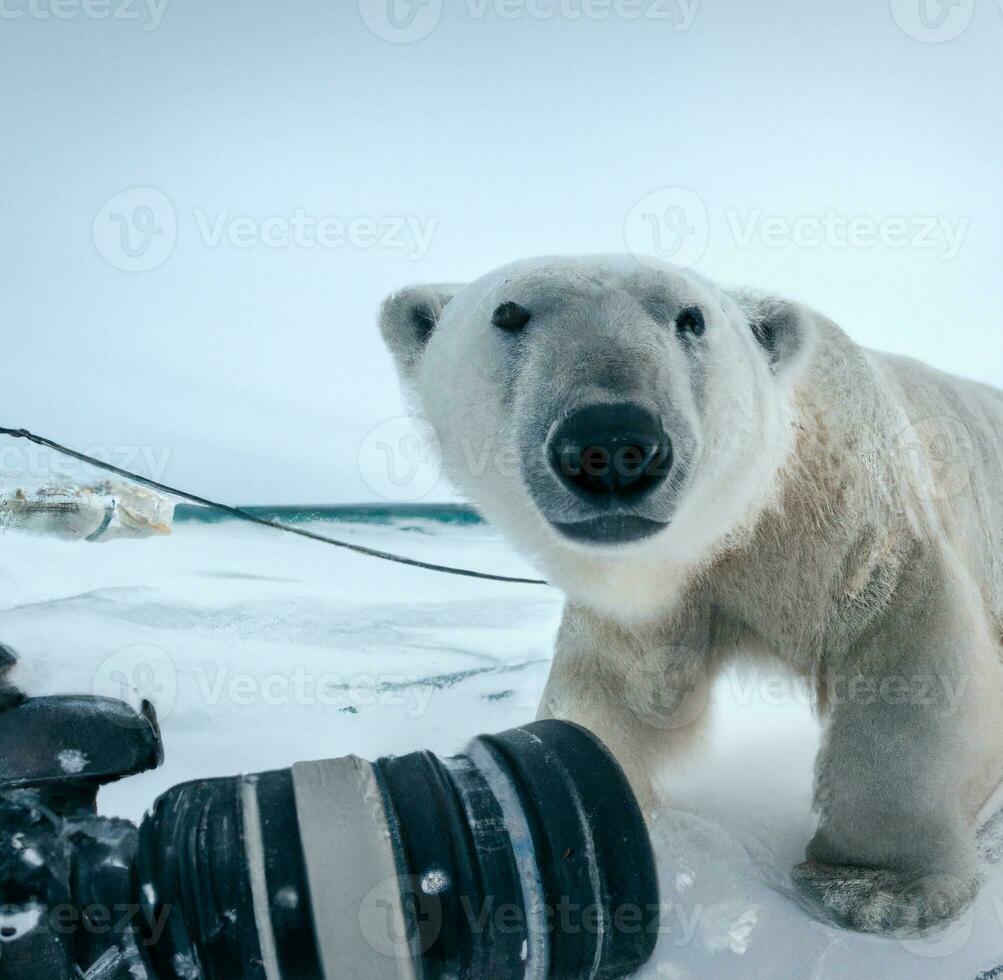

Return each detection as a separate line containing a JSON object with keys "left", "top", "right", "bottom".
{"left": 703, "top": 325, "right": 922, "bottom": 665}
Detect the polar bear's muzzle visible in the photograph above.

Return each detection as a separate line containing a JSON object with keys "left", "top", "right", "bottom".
{"left": 532, "top": 402, "right": 681, "bottom": 546}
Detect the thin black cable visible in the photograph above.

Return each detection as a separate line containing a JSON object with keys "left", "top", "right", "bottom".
{"left": 0, "top": 427, "right": 549, "bottom": 587}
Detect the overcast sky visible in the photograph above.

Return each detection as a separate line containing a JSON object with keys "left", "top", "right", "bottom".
{"left": 2, "top": 0, "right": 1001, "bottom": 504}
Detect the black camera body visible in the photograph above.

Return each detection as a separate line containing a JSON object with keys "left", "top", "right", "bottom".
{"left": 0, "top": 695, "right": 659, "bottom": 980}
{"left": 0, "top": 696, "right": 161, "bottom": 979}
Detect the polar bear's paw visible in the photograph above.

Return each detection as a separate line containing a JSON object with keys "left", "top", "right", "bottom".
{"left": 792, "top": 860, "right": 980, "bottom": 934}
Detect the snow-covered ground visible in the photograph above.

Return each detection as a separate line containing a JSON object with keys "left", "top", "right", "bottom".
{"left": 3, "top": 513, "right": 1003, "bottom": 979}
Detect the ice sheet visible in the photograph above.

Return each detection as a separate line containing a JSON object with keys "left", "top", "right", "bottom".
{"left": 2, "top": 515, "right": 1002, "bottom": 978}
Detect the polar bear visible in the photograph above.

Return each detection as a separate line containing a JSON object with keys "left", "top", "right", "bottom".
{"left": 379, "top": 255, "right": 1003, "bottom": 934}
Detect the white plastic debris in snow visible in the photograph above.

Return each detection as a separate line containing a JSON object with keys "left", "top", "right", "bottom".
{"left": 0, "top": 481, "right": 175, "bottom": 542}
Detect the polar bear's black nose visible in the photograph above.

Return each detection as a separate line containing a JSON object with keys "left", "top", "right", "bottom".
{"left": 549, "top": 404, "right": 672, "bottom": 500}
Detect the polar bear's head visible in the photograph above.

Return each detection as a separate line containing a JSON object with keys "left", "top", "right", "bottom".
{"left": 379, "top": 256, "right": 813, "bottom": 599}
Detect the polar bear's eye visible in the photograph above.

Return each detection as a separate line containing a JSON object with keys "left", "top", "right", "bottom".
{"left": 675, "top": 307, "right": 706, "bottom": 337}
{"left": 492, "top": 302, "right": 533, "bottom": 332}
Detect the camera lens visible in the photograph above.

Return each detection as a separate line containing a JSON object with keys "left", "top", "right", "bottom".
{"left": 135, "top": 720, "right": 659, "bottom": 980}
{"left": 136, "top": 768, "right": 322, "bottom": 980}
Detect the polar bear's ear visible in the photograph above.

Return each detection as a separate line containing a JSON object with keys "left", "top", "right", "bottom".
{"left": 730, "top": 291, "right": 811, "bottom": 374}
{"left": 379, "top": 284, "right": 464, "bottom": 376}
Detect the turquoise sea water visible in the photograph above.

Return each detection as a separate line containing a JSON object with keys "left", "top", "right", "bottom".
{"left": 173, "top": 502, "right": 484, "bottom": 526}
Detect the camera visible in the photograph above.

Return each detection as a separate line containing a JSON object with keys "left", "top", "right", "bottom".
{"left": 0, "top": 695, "right": 659, "bottom": 979}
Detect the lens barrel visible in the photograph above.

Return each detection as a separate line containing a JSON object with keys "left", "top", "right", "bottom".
{"left": 136, "top": 720, "right": 659, "bottom": 980}
{"left": 136, "top": 769, "right": 322, "bottom": 980}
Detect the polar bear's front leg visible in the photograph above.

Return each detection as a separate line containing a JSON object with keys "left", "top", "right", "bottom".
{"left": 537, "top": 603, "right": 718, "bottom": 814}
{"left": 794, "top": 558, "right": 994, "bottom": 933}
{"left": 794, "top": 690, "right": 981, "bottom": 933}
